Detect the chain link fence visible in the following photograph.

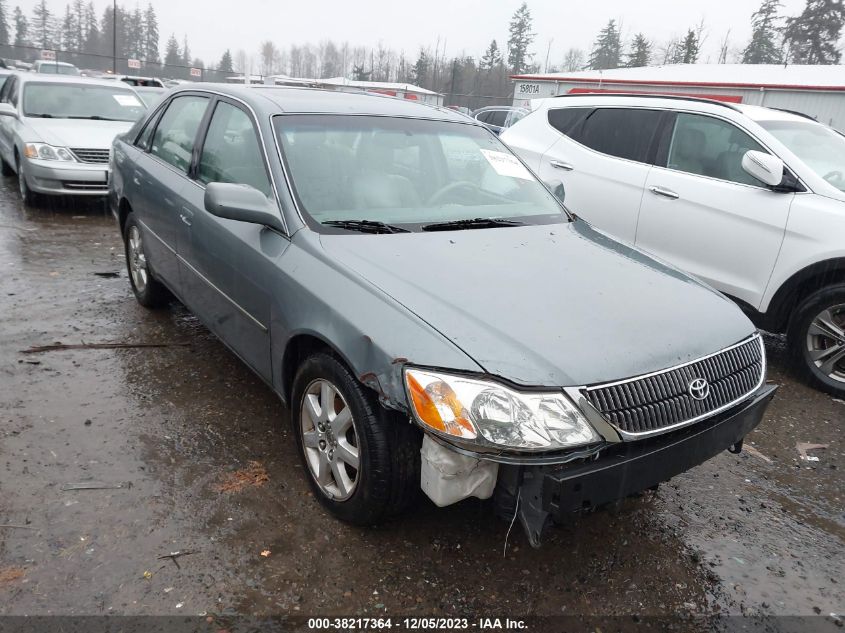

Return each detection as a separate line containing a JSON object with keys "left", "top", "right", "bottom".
{"left": 0, "top": 44, "right": 238, "bottom": 83}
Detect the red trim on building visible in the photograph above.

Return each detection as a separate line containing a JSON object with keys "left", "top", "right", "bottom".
{"left": 510, "top": 74, "right": 845, "bottom": 92}
{"left": 566, "top": 87, "right": 744, "bottom": 103}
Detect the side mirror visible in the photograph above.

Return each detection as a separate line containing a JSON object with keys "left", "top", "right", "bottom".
{"left": 0, "top": 103, "right": 17, "bottom": 118}
{"left": 546, "top": 180, "right": 566, "bottom": 205}
{"left": 741, "top": 150, "right": 785, "bottom": 188}
{"left": 204, "top": 182, "right": 284, "bottom": 232}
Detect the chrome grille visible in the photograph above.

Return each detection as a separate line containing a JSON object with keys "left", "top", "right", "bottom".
{"left": 62, "top": 180, "right": 108, "bottom": 191}
{"left": 71, "top": 148, "right": 110, "bottom": 164}
{"left": 582, "top": 335, "right": 765, "bottom": 437}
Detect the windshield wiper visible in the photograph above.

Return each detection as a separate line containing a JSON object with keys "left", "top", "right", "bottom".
{"left": 421, "top": 217, "right": 525, "bottom": 232}
{"left": 322, "top": 219, "right": 410, "bottom": 234}
{"left": 26, "top": 113, "right": 54, "bottom": 118}
{"left": 66, "top": 115, "right": 122, "bottom": 121}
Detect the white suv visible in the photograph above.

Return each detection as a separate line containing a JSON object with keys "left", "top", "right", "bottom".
{"left": 503, "top": 94, "right": 845, "bottom": 397}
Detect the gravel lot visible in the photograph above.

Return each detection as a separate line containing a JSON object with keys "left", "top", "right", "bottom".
{"left": 0, "top": 181, "right": 842, "bottom": 630}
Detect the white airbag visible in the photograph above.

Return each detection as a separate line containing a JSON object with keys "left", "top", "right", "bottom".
{"left": 420, "top": 434, "right": 498, "bottom": 507}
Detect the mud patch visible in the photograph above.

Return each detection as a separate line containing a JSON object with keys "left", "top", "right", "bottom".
{"left": 213, "top": 461, "right": 270, "bottom": 493}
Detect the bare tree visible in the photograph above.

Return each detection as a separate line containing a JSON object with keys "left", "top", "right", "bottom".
{"left": 562, "top": 47, "right": 585, "bottom": 71}
{"left": 259, "top": 40, "right": 278, "bottom": 75}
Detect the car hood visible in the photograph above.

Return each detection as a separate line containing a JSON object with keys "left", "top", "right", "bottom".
{"left": 318, "top": 221, "right": 756, "bottom": 387}
{"left": 23, "top": 118, "right": 135, "bottom": 148}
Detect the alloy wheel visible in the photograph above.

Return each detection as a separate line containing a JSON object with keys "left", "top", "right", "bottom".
{"left": 127, "top": 225, "right": 149, "bottom": 293}
{"left": 299, "top": 378, "right": 360, "bottom": 501}
{"left": 806, "top": 303, "right": 845, "bottom": 384}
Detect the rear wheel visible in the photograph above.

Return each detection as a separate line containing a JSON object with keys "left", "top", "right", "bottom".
{"left": 788, "top": 285, "right": 845, "bottom": 397}
{"left": 291, "top": 352, "right": 420, "bottom": 525}
{"left": 123, "top": 213, "right": 170, "bottom": 308}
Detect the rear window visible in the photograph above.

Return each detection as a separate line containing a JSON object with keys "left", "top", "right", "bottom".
{"left": 548, "top": 107, "right": 591, "bottom": 136}
{"left": 574, "top": 108, "right": 663, "bottom": 163}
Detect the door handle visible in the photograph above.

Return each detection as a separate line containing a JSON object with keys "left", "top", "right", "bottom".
{"left": 179, "top": 207, "right": 193, "bottom": 227}
{"left": 549, "top": 159, "right": 574, "bottom": 171}
{"left": 649, "top": 186, "right": 679, "bottom": 200}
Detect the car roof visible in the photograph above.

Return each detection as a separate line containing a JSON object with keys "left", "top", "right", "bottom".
{"left": 13, "top": 73, "right": 139, "bottom": 90}
{"left": 734, "top": 103, "right": 816, "bottom": 124}
{"left": 168, "top": 83, "right": 473, "bottom": 123}
{"left": 534, "top": 93, "right": 746, "bottom": 117}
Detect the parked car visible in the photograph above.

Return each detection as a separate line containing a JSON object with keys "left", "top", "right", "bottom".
{"left": 503, "top": 94, "right": 845, "bottom": 398}
{"left": 101, "top": 74, "right": 166, "bottom": 88}
{"left": 471, "top": 105, "right": 528, "bottom": 135}
{"left": 110, "top": 85, "right": 775, "bottom": 546}
{"left": 0, "top": 74, "right": 146, "bottom": 204}
{"left": 0, "top": 69, "right": 10, "bottom": 91}
{"left": 134, "top": 86, "right": 167, "bottom": 108}
{"left": 32, "top": 60, "right": 80, "bottom": 75}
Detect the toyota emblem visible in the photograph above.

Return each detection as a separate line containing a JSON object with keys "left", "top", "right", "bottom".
{"left": 688, "top": 378, "right": 710, "bottom": 401}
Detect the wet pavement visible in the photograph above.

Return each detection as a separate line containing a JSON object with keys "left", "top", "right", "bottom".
{"left": 0, "top": 180, "right": 842, "bottom": 628}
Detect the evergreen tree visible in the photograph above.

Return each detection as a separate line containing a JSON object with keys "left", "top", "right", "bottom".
{"left": 163, "top": 33, "right": 180, "bottom": 66}
{"left": 743, "top": 0, "right": 783, "bottom": 63}
{"left": 626, "top": 33, "right": 652, "bottom": 67}
{"left": 59, "top": 4, "right": 76, "bottom": 50}
{"left": 12, "top": 5, "right": 27, "bottom": 46}
{"left": 143, "top": 4, "right": 158, "bottom": 63}
{"left": 181, "top": 34, "right": 190, "bottom": 65}
{"left": 784, "top": 0, "right": 845, "bottom": 64}
{"left": 99, "top": 4, "right": 114, "bottom": 57}
{"left": 82, "top": 1, "right": 98, "bottom": 53}
{"left": 31, "top": 0, "right": 53, "bottom": 48}
{"left": 507, "top": 2, "right": 534, "bottom": 74}
{"left": 0, "top": 0, "right": 9, "bottom": 45}
{"left": 589, "top": 19, "right": 622, "bottom": 69}
{"left": 480, "top": 39, "right": 502, "bottom": 70}
{"left": 411, "top": 48, "right": 428, "bottom": 85}
{"left": 351, "top": 62, "right": 370, "bottom": 80}
{"left": 218, "top": 49, "right": 233, "bottom": 73}
{"left": 680, "top": 28, "right": 700, "bottom": 63}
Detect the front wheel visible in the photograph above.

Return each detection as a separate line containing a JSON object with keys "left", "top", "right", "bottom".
{"left": 788, "top": 285, "right": 845, "bottom": 397}
{"left": 16, "top": 157, "right": 39, "bottom": 207}
{"left": 291, "top": 352, "right": 420, "bottom": 525}
{"left": 123, "top": 213, "right": 171, "bottom": 308}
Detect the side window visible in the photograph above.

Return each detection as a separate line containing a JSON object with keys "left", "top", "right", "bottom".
{"left": 474, "top": 111, "right": 491, "bottom": 124}
{"left": 135, "top": 110, "right": 161, "bottom": 151}
{"left": 150, "top": 95, "right": 209, "bottom": 173}
{"left": 577, "top": 108, "right": 663, "bottom": 163}
{"left": 487, "top": 110, "right": 508, "bottom": 127}
{"left": 548, "top": 107, "right": 591, "bottom": 137}
{"left": 198, "top": 101, "right": 271, "bottom": 196}
{"left": 0, "top": 77, "right": 12, "bottom": 103}
{"left": 8, "top": 77, "right": 19, "bottom": 106}
{"left": 666, "top": 113, "right": 768, "bottom": 186}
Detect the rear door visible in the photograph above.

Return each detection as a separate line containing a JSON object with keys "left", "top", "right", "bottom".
{"left": 177, "top": 97, "right": 285, "bottom": 380}
{"left": 536, "top": 107, "right": 665, "bottom": 244}
{"left": 635, "top": 111, "right": 793, "bottom": 309}
{"left": 131, "top": 94, "right": 210, "bottom": 289}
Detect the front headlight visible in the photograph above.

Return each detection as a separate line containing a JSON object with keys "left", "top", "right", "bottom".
{"left": 404, "top": 368, "right": 599, "bottom": 451}
{"left": 23, "top": 143, "right": 76, "bottom": 162}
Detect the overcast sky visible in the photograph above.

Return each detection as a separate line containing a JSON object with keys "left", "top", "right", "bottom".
{"left": 17, "top": 0, "right": 809, "bottom": 69}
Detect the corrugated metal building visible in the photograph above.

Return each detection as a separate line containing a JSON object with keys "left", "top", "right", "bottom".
{"left": 266, "top": 75, "right": 444, "bottom": 106}
{"left": 510, "top": 64, "right": 845, "bottom": 131}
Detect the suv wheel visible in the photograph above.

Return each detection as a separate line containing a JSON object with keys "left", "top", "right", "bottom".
{"left": 788, "top": 285, "right": 845, "bottom": 397}
{"left": 291, "top": 352, "right": 420, "bottom": 525}
{"left": 123, "top": 213, "right": 170, "bottom": 308}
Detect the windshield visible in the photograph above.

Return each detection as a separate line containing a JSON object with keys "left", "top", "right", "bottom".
{"left": 22, "top": 83, "right": 145, "bottom": 122}
{"left": 274, "top": 114, "right": 565, "bottom": 230}
{"left": 758, "top": 119, "right": 845, "bottom": 192}
{"left": 38, "top": 63, "right": 79, "bottom": 75}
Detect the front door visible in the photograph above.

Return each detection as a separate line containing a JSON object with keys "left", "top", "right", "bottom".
{"left": 635, "top": 112, "right": 793, "bottom": 310}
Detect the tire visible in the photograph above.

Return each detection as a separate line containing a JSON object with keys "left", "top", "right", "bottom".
{"left": 16, "top": 156, "right": 39, "bottom": 207}
{"left": 291, "top": 352, "right": 421, "bottom": 525}
{"left": 123, "top": 212, "right": 171, "bottom": 308}
{"left": 787, "top": 284, "right": 845, "bottom": 398}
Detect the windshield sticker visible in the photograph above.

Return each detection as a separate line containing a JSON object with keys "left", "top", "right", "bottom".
{"left": 479, "top": 149, "right": 533, "bottom": 181}
{"left": 113, "top": 94, "right": 142, "bottom": 107}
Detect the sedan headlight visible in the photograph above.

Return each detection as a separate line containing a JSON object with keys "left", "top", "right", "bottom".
{"left": 404, "top": 368, "right": 599, "bottom": 451}
{"left": 23, "top": 143, "right": 76, "bottom": 162}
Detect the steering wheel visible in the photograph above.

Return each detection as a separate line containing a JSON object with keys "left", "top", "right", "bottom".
{"left": 823, "top": 171, "right": 845, "bottom": 188}
{"left": 428, "top": 181, "right": 481, "bottom": 206}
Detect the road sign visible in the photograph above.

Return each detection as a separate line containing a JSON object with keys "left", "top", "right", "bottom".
{"left": 40, "top": 50, "right": 56, "bottom": 61}
{"left": 190, "top": 67, "right": 202, "bottom": 78}
{"left": 127, "top": 58, "right": 141, "bottom": 69}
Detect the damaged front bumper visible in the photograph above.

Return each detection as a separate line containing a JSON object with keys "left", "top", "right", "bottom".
{"left": 489, "top": 383, "right": 778, "bottom": 547}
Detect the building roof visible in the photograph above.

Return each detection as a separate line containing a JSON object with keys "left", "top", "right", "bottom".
{"left": 511, "top": 64, "right": 845, "bottom": 92}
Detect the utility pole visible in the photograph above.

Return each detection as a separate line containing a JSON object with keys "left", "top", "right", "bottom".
{"left": 112, "top": 0, "right": 117, "bottom": 73}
